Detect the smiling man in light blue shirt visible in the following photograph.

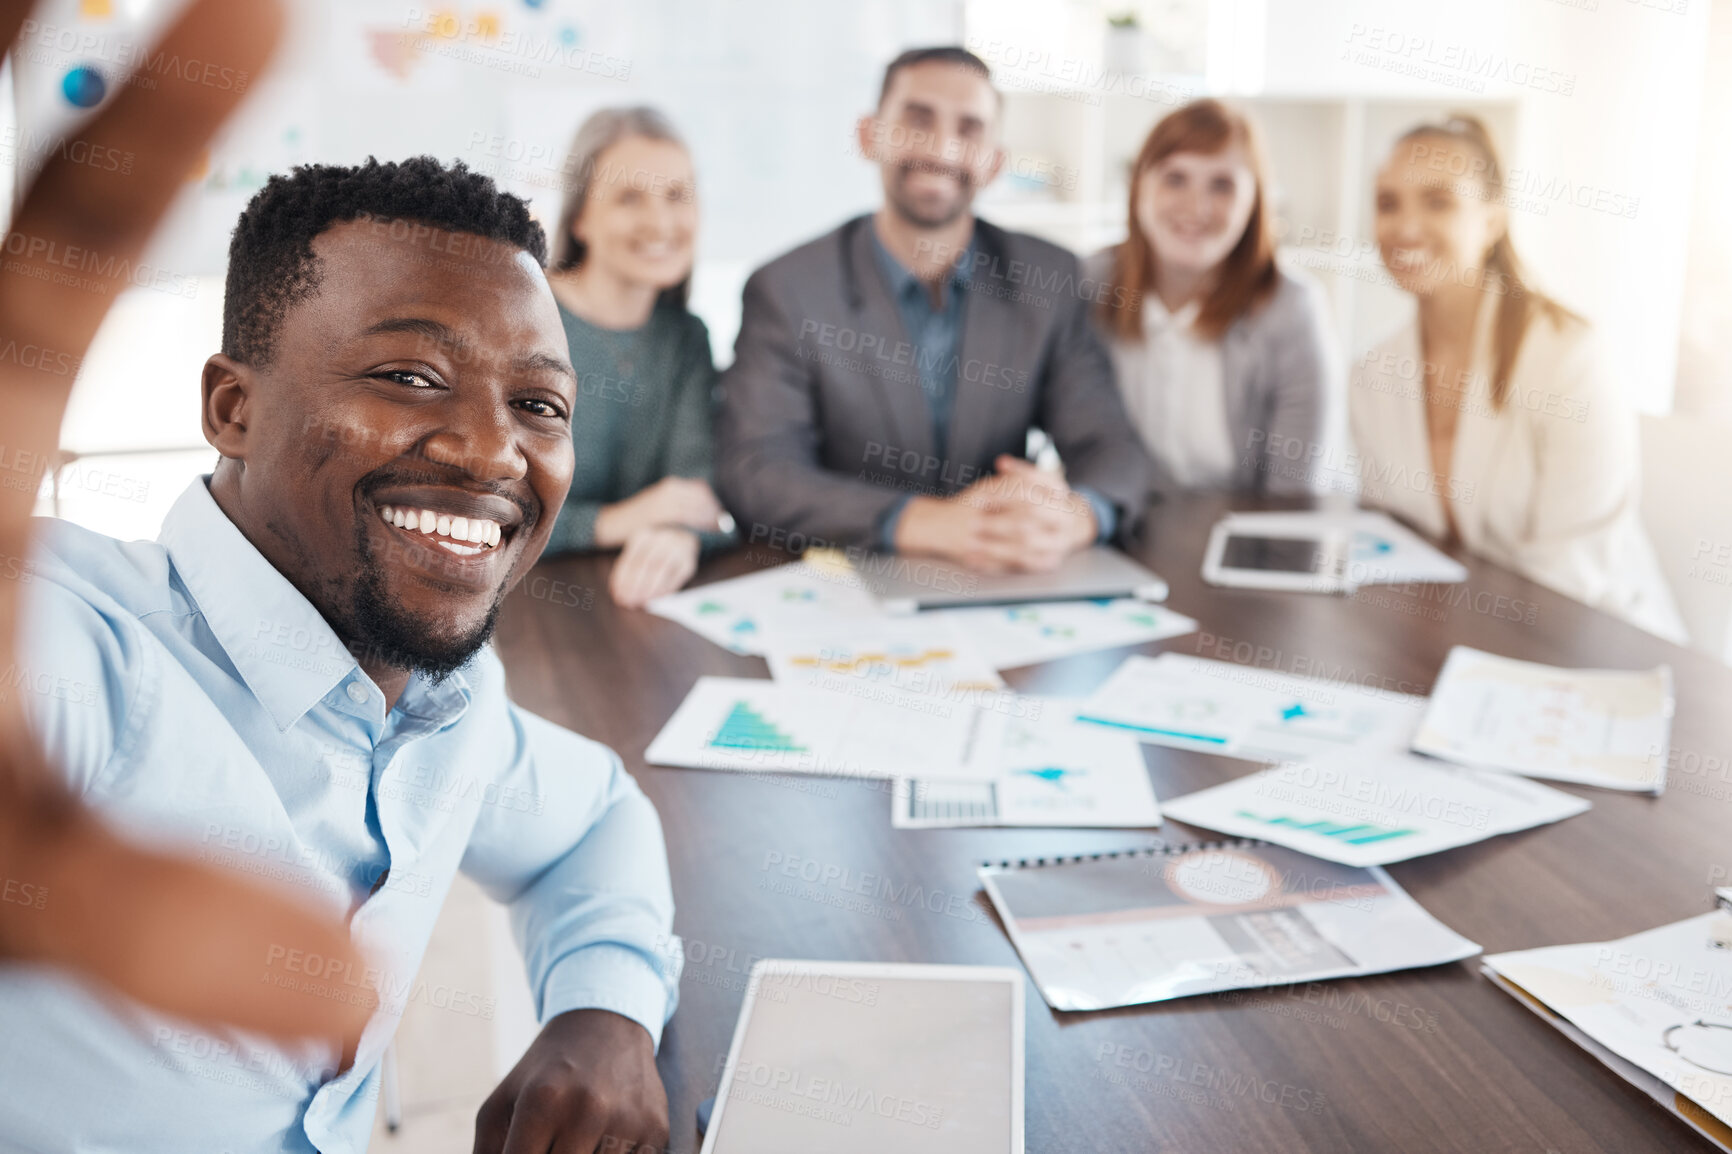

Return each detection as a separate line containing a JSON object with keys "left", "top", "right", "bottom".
{"left": 0, "top": 157, "right": 680, "bottom": 1153}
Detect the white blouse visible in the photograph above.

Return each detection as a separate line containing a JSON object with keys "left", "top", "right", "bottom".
{"left": 1116, "top": 295, "right": 1235, "bottom": 490}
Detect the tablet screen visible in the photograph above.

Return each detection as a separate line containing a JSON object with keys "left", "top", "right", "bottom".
{"left": 1220, "top": 534, "right": 1328, "bottom": 574}
{"left": 707, "top": 966, "right": 1018, "bottom": 1153}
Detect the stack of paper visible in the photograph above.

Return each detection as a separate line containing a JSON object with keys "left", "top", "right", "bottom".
{"left": 1075, "top": 653, "right": 1426, "bottom": 764}
{"left": 1484, "top": 912, "right": 1732, "bottom": 1150}
{"left": 1412, "top": 646, "right": 1674, "bottom": 793}
{"left": 1160, "top": 750, "right": 1590, "bottom": 866}
{"left": 979, "top": 840, "right": 1478, "bottom": 1011}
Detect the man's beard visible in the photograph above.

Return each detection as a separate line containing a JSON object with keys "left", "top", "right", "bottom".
{"left": 332, "top": 519, "right": 505, "bottom": 684}
{"left": 887, "top": 160, "right": 974, "bottom": 229}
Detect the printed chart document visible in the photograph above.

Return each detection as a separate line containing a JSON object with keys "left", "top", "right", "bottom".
{"left": 647, "top": 561, "right": 883, "bottom": 656}
{"left": 1219, "top": 510, "right": 1468, "bottom": 585}
{"left": 1075, "top": 653, "right": 1425, "bottom": 764}
{"left": 1161, "top": 750, "right": 1589, "bottom": 866}
{"left": 764, "top": 616, "right": 1005, "bottom": 698}
{"left": 1483, "top": 911, "right": 1732, "bottom": 1149}
{"left": 645, "top": 676, "right": 985, "bottom": 780}
{"left": 927, "top": 599, "right": 1197, "bottom": 671}
{"left": 893, "top": 705, "right": 1160, "bottom": 829}
{"left": 1412, "top": 646, "right": 1674, "bottom": 793}
{"left": 979, "top": 840, "right": 1478, "bottom": 1011}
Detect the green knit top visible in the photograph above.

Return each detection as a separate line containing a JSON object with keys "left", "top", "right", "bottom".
{"left": 544, "top": 300, "right": 733, "bottom": 556}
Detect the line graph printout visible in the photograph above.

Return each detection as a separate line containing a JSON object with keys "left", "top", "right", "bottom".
{"left": 1075, "top": 654, "right": 1426, "bottom": 764}
{"left": 645, "top": 676, "right": 983, "bottom": 780}
{"left": 1412, "top": 647, "right": 1674, "bottom": 793}
{"left": 1162, "top": 750, "right": 1590, "bottom": 867}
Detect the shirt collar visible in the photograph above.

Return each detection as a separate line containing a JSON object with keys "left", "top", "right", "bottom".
{"left": 1142, "top": 293, "right": 1202, "bottom": 332}
{"left": 869, "top": 219, "right": 972, "bottom": 306}
{"left": 157, "top": 478, "right": 470, "bottom": 732}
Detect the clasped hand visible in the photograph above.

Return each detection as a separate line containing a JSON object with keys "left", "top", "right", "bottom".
{"left": 896, "top": 455, "right": 1099, "bottom": 574}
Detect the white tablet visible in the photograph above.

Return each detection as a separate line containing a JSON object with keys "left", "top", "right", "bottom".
{"left": 1201, "top": 518, "right": 1355, "bottom": 593}
{"left": 700, "top": 960, "right": 1025, "bottom": 1154}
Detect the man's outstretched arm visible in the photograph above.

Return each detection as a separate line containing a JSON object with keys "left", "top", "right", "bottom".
{"left": 461, "top": 698, "right": 680, "bottom": 1153}
{"left": 0, "top": 0, "right": 371, "bottom": 1047}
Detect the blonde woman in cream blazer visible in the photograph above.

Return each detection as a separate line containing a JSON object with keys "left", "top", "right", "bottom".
{"left": 1351, "top": 294, "right": 1684, "bottom": 641}
{"left": 1351, "top": 115, "right": 1684, "bottom": 642}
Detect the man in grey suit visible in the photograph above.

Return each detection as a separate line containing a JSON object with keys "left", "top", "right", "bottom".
{"left": 717, "top": 47, "right": 1152, "bottom": 574}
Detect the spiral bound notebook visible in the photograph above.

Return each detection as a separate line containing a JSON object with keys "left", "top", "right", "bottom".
{"left": 978, "top": 839, "right": 1478, "bottom": 1012}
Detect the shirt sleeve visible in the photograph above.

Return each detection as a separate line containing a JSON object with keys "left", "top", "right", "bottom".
{"left": 660, "top": 315, "right": 735, "bottom": 553}
{"left": 459, "top": 694, "right": 680, "bottom": 1048}
{"left": 542, "top": 499, "right": 603, "bottom": 556}
{"left": 14, "top": 541, "right": 141, "bottom": 798}
{"left": 1255, "top": 272, "right": 1338, "bottom": 497}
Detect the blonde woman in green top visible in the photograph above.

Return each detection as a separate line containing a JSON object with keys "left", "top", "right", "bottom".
{"left": 544, "top": 107, "right": 733, "bottom": 607}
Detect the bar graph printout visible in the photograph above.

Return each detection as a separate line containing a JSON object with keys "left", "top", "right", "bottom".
{"left": 1161, "top": 751, "right": 1590, "bottom": 867}
{"left": 645, "top": 676, "right": 985, "bottom": 780}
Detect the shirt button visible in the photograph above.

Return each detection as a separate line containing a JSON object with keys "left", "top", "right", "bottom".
{"left": 346, "top": 682, "right": 369, "bottom": 705}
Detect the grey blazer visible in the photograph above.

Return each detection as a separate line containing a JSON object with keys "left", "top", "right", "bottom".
{"left": 1083, "top": 250, "right": 1337, "bottom": 497}
{"left": 717, "top": 216, "right": 1153, "bottom": 549}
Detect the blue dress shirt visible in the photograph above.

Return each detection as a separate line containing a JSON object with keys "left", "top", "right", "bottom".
{"left": 0, "top": 479, "right": 680, "bottom": 1154}
{"left": 868, "top": 225, "right": 1118, "bottom": 550}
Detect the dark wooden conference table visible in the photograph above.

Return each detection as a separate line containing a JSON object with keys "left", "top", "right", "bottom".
{"left": 493, "top": 493, "right": 1730, "bottom": 1153}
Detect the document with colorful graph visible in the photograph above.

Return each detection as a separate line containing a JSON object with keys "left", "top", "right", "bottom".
{"left": 1412, "top": 646, "right": 1674, "bottom": 793}
{"left": 1074, "top": 653, "right": 1425, "bottom": 764}
{"left": 643, "top": 676, "right": 984, "bottom": 780}
{"left": 892, "top": 704, "right": 1160, "bottom": 829}
{"left": 1160, "top": 750, "right": 1590, "bottom": 867}
{"left": 764, "top": 617, "right": 1004, "bottom": 702}
{"left": 928, "top": 599, "right": 1197, "bottom": 670}
{"left": 647, "top": 561, "right": 884, "bottom": 656}
{"left": 979, "top": 840, "right": 1478, "bottom": 1011}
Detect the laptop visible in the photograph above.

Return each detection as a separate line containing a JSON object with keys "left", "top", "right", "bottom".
{"left": 843, "top": 546, "right": 1169, "bottom": 614}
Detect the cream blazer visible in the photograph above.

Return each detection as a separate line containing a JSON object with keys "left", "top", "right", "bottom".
{"left": 1348, "top": 296, "right": 1685, "bottom": 642}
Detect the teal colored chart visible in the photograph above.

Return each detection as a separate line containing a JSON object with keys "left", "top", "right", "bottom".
{"left": 709, "top": 701, "right": 807, "bottom": 752}
{"left": 1233, "top": 810, "right": 1415, "bottom": 845}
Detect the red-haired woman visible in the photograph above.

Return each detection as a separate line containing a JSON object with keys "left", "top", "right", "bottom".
{"left": 1087, "top": 98, "right": 1336, "bottom": 496}
{"left": 1351, "top": 115, "right": 1683, "bottom": 640}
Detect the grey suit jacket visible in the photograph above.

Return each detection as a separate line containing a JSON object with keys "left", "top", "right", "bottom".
{"left": 1083, "top": 250, "right": 1338, "bottom": 497}
{"left": 717, "top": 215, "right": 1153, "bottom": 549}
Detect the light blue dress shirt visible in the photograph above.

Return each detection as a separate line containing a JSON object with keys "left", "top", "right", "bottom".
{"left": 0, "top": 479, "right": 681, "bottom": 1154}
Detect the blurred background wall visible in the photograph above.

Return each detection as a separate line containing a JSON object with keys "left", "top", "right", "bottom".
{"left": 13, "top": 0, "right": 1732, "bottom": 653}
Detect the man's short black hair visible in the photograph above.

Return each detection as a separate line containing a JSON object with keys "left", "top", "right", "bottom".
{"left": 222, "top": 156, "right": 547, "bottom": 367}
{"left": 877, "top": 46, "right": 995, "bottom": 108}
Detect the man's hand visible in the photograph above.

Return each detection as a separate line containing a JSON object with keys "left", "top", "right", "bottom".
{"left": 895, "top": 455, "right": 1098, "bottom": 573}
{"left": 474, "top": 1008, "right": 669, "bottom": 1154}
{"left": 0, "top": 0, "right": 373, "bottom": 1048}
{"left": 610, "top": 526, "right": 700, "bottom": 608}
{"left": 595, "top": 477, "right": 724, "bottom": 547}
